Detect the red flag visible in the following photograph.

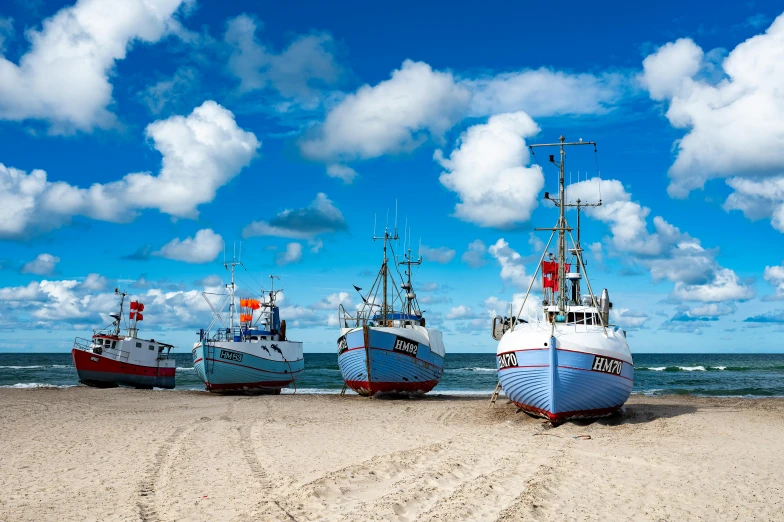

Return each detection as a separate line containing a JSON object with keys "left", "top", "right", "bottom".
{"left": 137, "top": 303, "right": 145, "bottom": 312}
{"left": 130, "top": 301, "right": 139, "bottom": 310}
{"left": 136, "top": 313, "right": 143, "bottom": 321}
{"left": 130, "top": 311, "right": 136, "bottom": 319}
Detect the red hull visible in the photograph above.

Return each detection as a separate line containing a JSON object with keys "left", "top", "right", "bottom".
{"left": 512, "top": 401, "right": 621, "bottom": 424}
{"left": 71, "top": 348, "right": 175, "bottom": 389}
{"left": 345, "top": 379, "right": 439, "bottom": 396}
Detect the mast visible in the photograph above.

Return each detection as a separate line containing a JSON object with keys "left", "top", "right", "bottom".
{"left": 115, "top": 289, "right": 126, "bottom": 336}
{"left": 530, "top": 136, "right": 596, "bottom": 316}
{"left": 374, "top": 227, "right": 399, "bottom": 322}
{"left": 399, "top": 245, "right": 422, "bottom": 316}
{"left": 225, "top": 246, "right": 241, "bottom": 330}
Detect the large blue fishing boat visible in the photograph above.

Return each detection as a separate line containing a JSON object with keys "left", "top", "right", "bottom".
{"left": 492, "top": 136, "right": 633, "bottom": 424}
{"left": 193, "top": 256, "right": 303, "bottom": 393}
{"left": 337, "top": 223, "right": 445, "bottom": 396}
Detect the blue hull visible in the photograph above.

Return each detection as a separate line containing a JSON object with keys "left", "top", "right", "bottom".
{"left": 498, "top": 346, "right": 634, "bottom": 422}
{"left": 338, "top": 327, "right": 444, "bottom": 396}
{"left": 193, "top": 342, "right": 304, "bottom": 393}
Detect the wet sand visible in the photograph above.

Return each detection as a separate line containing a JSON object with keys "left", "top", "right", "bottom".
{"left": 1, "top": 388, "right": 783, "bottom": 521}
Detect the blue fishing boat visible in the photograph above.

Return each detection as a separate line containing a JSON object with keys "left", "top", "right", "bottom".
{"left": 492, "top": 136, "right": 633, "bottom": 424}
{"left": 337, "top": 224, "right": 445, "bottom": 396}
{"left": 193, "top": 257, "right": 303, "bottom": 393}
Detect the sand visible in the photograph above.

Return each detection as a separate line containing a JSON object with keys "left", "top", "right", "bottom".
{"left": 1, "top": 389, "right": 782, "bottom": 521}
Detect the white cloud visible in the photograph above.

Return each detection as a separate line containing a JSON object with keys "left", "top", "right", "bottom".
{"left": 435, "top": 111, "right": 544, "bottom": 228}
{"left": 225, "top": 14, "right": 342, "bottom": 108}
{"left": 764, "top": 262, "right": 784, "bottom": 299}
{"left": 300, "top": 60, "right": 471, "bottom": 165}
{"left": 611, "top": 308, "right": 650, "bottom": 329}
{"left": 466, "top": 69, "right": 627, "bottom": 117}
{"left": 445, "top": 305, "right": 475, "bottom": 320}
{"left": 312, "top": 292, "right": 352, "bottom": 310}
{"left": 276, "top": 242, "right": 303, "bottom": 266}
{"left": 640, "top": 15, "right": 784, "bottom": 198}
{"left": 81, "top": 273, "right": 107, "bottom": 292}
{"left": 420, "top": 245, "right": 455, "bottom": 264}
{"left": 21, "top": 253, "right": 59, "bottom": 275}
{"left": 326, "top": 164, "right": 357, "bottom": 183}
{"left": 243, "top": 193, "right": 346, "bottom": 240}
{"left": 566, "top": 176, "right": 754, "bottom": 304}
{"left": 461, "top": 239, "right": 487, "bottom": 268}
{"left": 723, "top": 175, "right": 784, "bottom": 232}
{"left": 488, "top": 239, "right": 532, "bottom": 290}
{"left": 155, "top": 229, "right": 223, "bottom": 264}
{"left": 0, "top": 282, "right": 45, "bottom": 301}
{"left": 0, "top": 101, "right": 259, "bottom": 239}
{"left": 0, "top": 0, "right": 188, "bottom": 132}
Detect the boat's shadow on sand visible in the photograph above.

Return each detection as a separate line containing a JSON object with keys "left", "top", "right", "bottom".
{"left": 575, "top": 403, "right": 698, "bottom": 427}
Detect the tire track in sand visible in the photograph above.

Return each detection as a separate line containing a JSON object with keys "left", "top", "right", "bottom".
{"left": 136, "top": 419, "right": 205, "bottom": 522}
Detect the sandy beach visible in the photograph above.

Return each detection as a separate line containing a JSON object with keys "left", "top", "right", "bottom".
{"left": 1, "top": 389, "right": 782, "bottom": 521}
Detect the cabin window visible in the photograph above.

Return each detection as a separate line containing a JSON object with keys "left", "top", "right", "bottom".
{"left": 136, "top": 342, "right": 141, "bottom": 348}
{"left": 112, "top": 341, "right": 116, "bottom": 348}
{"left": 149, "top": 344, "right": 154, "bottom": 350}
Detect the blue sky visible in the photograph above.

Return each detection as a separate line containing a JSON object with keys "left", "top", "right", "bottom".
{"left": 1, "top": 0, "right": 784, "bottom": 353}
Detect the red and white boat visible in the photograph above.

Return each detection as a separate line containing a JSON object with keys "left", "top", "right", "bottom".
{"left": 71, "top": 290, "right": 176, "bottom": 389}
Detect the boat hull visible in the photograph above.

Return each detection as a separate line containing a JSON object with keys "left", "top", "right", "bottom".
{"left": 497, "top": 327, "right": 633, "bottom": 423}
{"left": 71, "top": 348, "right": 176, "bottom": 389}
{"left": 338, "top": 326, "right": 444, "bottom": 396}
{"left": 192, "top": 340, "right": 304, "bottom": 393}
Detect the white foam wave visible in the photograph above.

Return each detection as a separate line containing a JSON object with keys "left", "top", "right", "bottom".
{"left": 1, "top": 383, "right": 74, "bottom": 389}
{"left": 680, "top": 366, "right": 706, "bottom": 371}
{"left": 176, "top": 367, "right": 196, "bottom": 372}
{"left": 455, "top": 367, "right": 496, "bottom": 373}
{"left": 647, "top": 367, "right": 666, "bottom": 371}
{"left": 711, "top": 366, "right": 727, "bottom": 370}
{"left": 0, "top": 365, "right": 72, "bottom": 369}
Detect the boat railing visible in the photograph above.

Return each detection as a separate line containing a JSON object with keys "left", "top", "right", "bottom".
{"left": 202, "top": 326, "right": 276, "bottom": 342}
{"left": 73, "top": 337, "right": 94, "bottom": 351}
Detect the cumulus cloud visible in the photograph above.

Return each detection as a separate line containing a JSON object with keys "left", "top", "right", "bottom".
{"left": 488, "top": 239, "right": 532, "bottom": 290}
{"left": 562, "top": 176, "right": 753, "bottom": 304}
{"left": 276, "top": 242, "right": 303, "bottom": 266}
{"left": 462, "top": 240, "right": 488, "bottom": 268}
{"left": 723, "top": 176, "right": 784, "bottom": 232}
{"left": 435, "top": 111, "right": 544, "bottom": 228}
{"left": 611, "top": 308, "right": 650, "bottom": 329}
{"left": 300, "top": 60, "right": 471, "bottom": 165}
{"left": 640, "top": 15, "right": 784, "bottom": 199}
{"left": 21, "top": 253, "right": 59, "bottom": 275}
{"left": 225, "top": 14, "right": 342, "bottom": 108}
{"left": 466, "top": 69, "right": 628, "bottom": 117}
{"left": 155, "top": 229, "right": 223, "bottom": 264}
{"left": 311, "top": 291, "right": 352, "bottom": 310}
{"left": 445, "top": 305, "right": 475, "bottom": 320}
{"left": 0, "top": 101, "right": 259, "bottom": 239}
{"left": 420, "top": 245, "right": 455, "bottom": 264}
{"left": 0, "top": 0, "right": 188, "bottom": 132}
{"left": 763, "top": 262, "right": 784, "bottom": 300}
{"left": 325, "top": 164, "right": 357, "bottom": 183}
{"left": 243, "top": 193, "right": 346, "bottom": 240}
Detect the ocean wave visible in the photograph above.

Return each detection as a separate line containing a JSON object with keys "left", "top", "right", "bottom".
{"left": 638, "top": 365, "right": 707, "bottom": 372}
{"left": 176, "top": 367, "right": 196, "bottom": 372}
{"left": 0, "top": 364, "right": 72, "bottom": 369}
{"left": 452, "top": 367, "right": 496, "bottom": 373}
{"left": 1, "top": 383, "right": 74, "bottom": 389}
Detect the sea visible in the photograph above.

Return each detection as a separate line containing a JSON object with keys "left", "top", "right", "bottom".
{"left": 2, "top": 352, "right": 784, "bottom": 397}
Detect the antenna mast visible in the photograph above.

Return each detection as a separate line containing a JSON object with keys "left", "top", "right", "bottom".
{"left": 224, "top": 243, "right": 242, "bottom": 330}
{"left": 530, "top": 136, "right": 596, "bottom": 315}
{"left": 374, "top": 215, "right": 399, "bottom": 324}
